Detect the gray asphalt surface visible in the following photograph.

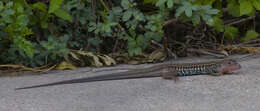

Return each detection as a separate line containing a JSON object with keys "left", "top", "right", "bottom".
{"left": 0, "top": 57, "right": 260, "bottom": 111}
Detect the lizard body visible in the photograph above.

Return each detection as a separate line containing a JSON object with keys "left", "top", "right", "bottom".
{"left": 15, "top": 59, "right": 241, "bottom": 90}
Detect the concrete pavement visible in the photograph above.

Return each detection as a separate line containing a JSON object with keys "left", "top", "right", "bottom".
{"left": 1, "top": 57, "right": 260, "bottom": 111}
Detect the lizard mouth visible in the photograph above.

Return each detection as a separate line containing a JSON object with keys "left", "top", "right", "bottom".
{"left": 220, "top": 65, "right": 241, "bottom": 74}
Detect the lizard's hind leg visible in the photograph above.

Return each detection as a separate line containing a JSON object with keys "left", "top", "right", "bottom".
{"left": 162, "top": 71, "right": 178, "bottom": 81}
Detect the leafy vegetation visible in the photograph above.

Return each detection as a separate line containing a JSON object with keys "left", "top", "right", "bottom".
{"left": 0, "top": 0, "right": 259, "bottom": 70}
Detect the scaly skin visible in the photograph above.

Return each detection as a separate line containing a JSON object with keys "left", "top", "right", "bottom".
{"left": 15, "top": 59, "right": 241, "bottom": 90}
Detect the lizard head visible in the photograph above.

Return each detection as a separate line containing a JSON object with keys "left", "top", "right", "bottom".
{"left": 218, "top": 59, "right": 241, "bottom": 74}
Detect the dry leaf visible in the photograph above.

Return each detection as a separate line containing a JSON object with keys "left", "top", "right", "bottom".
{"left": 148, "top": 49, "right": 167, "bottom": 62}
{"left": 97, "top": 55, "right": 116, "bottom": 65}
{"left": 69, "top": 51, "right": 80, "bottom": 60}
{"left": 56, "top": 61, "right": 76, "bottom": 70}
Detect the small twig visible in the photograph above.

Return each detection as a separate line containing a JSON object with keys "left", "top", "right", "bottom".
{"left": 41, "top": 64, "right": 57, "bottom": 73}
{"left": 253, "top": 16, "right": 256, "bottom": 30}
{"left": 224, "top": 16, "right": 255, "bottom": 26}
{"left": 221, "top": 32, "right": 225, "bottom": 45}
{"left": 187, "top": 48, "right": 227, "bottom": 58}
{"left": 92, "top": 0, "right": 97, "bottom": 22}
{"left": 113, "top": 36, "right": 119, "bottom": 53}
{"left": 242, "top": 44, "right": 260, "bottom": 47}
{"left": 163, "top": 18, "right": 178, "bottom": 26}
{"left": 99, "top": 0, "right": 109, "bottom": 11}
{"left": 236, "top": 53, "right": 260, "bottom": 62}
{"left": 90, "top": 67, "right": 136, "bottom": 73}
{"left": 0, "top": 64, "right": 57, "bottom": 73}
{"left": 236, "top": 38, "right": 260, "bottom": 46}
{"left": 151, "top": 40, "right": 177, "bottom": 58}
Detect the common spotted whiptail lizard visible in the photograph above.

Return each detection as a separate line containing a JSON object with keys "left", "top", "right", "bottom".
{"left": 16, "top": 59, "right": 241, "bottom": 90}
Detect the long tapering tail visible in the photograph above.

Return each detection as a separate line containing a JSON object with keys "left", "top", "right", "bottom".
{"left": 15, "top": 67, "right": 164, "bottom": 90}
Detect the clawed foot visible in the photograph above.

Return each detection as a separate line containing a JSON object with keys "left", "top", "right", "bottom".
{"left": 162, "top": 72, "right": 178, "bottom": 81}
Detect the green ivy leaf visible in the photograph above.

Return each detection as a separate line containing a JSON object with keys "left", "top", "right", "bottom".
{"left": 53, "top": 9, "right": 73, "bottom": 23}
{"left": 252, "top": 0, "right": 260, "bottom": 10}
{"left": 0, "top": 1, "right": 4, "bottom": 11}
{"left": 185, "top": 8, "right": 192, "bottom": 17}
{"left": 194, "top": 0, "right": 216, "bottom": 5}
{"left": 241, "top": 30, "right": 259, "bottom": 42}
{"left": 17, "top": 15, "right": 29, "bottom": 27}
{"left": 14, "top": 36, "right": 34, "bottom": 59}
{"left": 129, "top": 28, "right": 136, "bottom": 37}
{"left": 191, "top": 5, "right": 200, "bottom": 11}
{"left": 167, "top": 0, "right": 173, "bottom": 8}
{"left": 88, "top": 38, "right": 103, "bottom": 46}
{"left": 143, "top": 0, "right": 157, "bottom": 4}
{"left": 32, "top": 2, "right": 47, "bottom": 12}
{"left": 201, "top": 5, "right": 211, "bottom": 10}
{"left": 134, "top": 12, "right": 144, "bottom": 21}
{"left": 48, "top": 0, "right": 63, "bottom": 14}
{"left": 1, "top": 9, "right": 15, "bottom": 17}
{"left": 227, "top": 3, "right": 240, "bottom": 17}
{"left": 121, "top": 0, "right": 131, "bottom": 9}
{"left": 183, "top": 2, "right": 193, "bottom": 17}
{"left": 105, "top": 22, "right": 117, "bottom": 32}
{"left": 191, "top": 14, "right": 200, "bottom": 24}
{"left": 175, "top": 6, "right": 185, "bottom": 17}
{"left": 13, "top": 0, "right": 30, "bottom": 7}
{"left": 136, "top": 35, "right": 144, "bottom": 44}
{"left": 122, "top": 10, "right": 132, "bottom": 21}
{"left": 40, "top": 20, "right": 48, "bottom": 29}
{"left": 5, "top": 1, "right": 14, "bottom": 8}
{"left": 205, "top": 8, "right": 219, "bottom": 14}
{"left": 240, "top": 1, "right": 253, "bottom": 15}
{"left": 145, "top": 32, "right": 162, "bottom": 42}
{"left": 88, "top": 22, "right": 97, "bottom": 32}
{"left": 211, "top": 17, "right": 224, "bottom": 32}
{"left": 15, "top": 2, "right": 24, "bottom": 13}
{"left": 202, "top": 14, "right": 214, "bottom": 25}
{"left": 224, "top": 26, "right": 239, "bottom": 39}
{"left": 155, "top": 0, "right": 167, "bottom": 7}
